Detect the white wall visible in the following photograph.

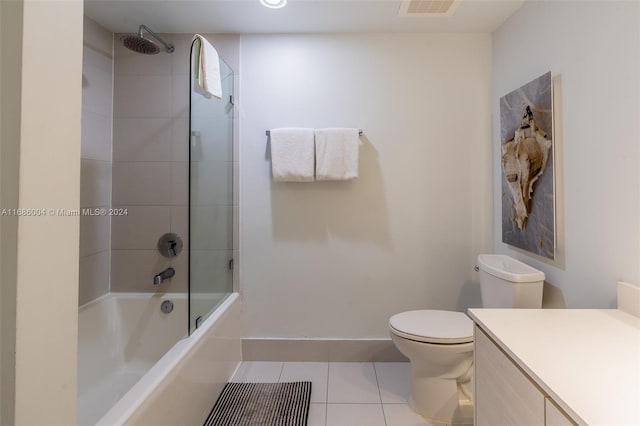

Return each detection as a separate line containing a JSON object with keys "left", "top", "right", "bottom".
{"left": 13, "top": 0, "right": 83, "bottom": 424}
{"left": 492, "top": 1, "right": 640, "bottom": 307}
{"left": 240, "top": 34, "right": 492, "bottom": 338}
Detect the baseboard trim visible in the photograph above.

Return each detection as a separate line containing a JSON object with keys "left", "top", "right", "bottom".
{"left": 242, "top": 338, "right": 408, "bottom": 362}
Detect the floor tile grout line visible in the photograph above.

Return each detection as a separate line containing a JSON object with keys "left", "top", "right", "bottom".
{"left": 277, "top": 361, "right": 285, "bottom": 382}
{"left": 325, "top": 402, "right": 389, "bottom": 405}
{"left": 372, "top": 362, "right": 388, "bottom": 426}
{"left": 325, "top": 363, "right": 330, "bottom": 426}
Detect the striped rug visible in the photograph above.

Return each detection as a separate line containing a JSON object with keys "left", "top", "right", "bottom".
{"left": 204, "top": 382, "right": 312, "bottom": 426}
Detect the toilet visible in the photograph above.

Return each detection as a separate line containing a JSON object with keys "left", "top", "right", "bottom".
{"left": 389, "top": 254, "right": 545, "bottom": 425}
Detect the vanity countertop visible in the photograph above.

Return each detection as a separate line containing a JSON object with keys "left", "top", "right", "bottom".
{"left": 468, "top": 308, "right": 640, "bottom": 426}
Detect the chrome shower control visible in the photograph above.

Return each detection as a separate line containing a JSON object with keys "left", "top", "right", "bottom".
{"left": 158, "top": 233, "right": 183, "bottom": 258}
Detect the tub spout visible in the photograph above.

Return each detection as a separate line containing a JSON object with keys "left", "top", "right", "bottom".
{"left": 154, "top": 267, "right": 175, "bottom": 285}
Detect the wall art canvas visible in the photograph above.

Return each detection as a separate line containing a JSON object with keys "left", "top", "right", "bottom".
{"left": 500, "top": 71, "right": 555, "bottom": 259}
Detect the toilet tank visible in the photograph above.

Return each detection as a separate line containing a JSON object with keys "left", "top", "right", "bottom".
{"left": 477, "top": 254, "right": 545, "bottom": 308}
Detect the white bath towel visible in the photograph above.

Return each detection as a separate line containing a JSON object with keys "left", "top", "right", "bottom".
{"left": 270, "top": 128, "right": 315, "bottom": 182}
{"left": 193, "top": 34, "right": 222, "bottom": 99}
{"left": 314, "top": 128, "right": 360, "bottom": 181}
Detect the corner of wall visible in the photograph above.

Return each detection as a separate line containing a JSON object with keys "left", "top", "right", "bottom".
{"left": 0, "top": 0, "right": 23, "bottom": 423}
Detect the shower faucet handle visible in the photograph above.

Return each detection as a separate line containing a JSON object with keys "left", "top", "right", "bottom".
{"left": 158, "top": 233, "right": 183, "bottom": 258}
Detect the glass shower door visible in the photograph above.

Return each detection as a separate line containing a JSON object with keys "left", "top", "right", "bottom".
{"left": 189, "top": 39, "right": 234, "bottom": 333}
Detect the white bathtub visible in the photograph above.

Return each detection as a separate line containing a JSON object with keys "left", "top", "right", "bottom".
{"left": 78, "top": 292, "right": 241, "bottom": 425}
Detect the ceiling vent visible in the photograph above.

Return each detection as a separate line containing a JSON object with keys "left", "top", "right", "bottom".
{"left": 398, "top": 0, "right": 462, "bottom": 17}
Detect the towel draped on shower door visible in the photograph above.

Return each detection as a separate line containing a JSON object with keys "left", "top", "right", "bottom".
{"left": 193, "top": 34, "right": 222, "bottom": 99}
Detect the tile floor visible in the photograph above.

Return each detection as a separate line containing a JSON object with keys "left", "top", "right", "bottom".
{"left": 231, "top": 361, "right": 437, "bottom": 426}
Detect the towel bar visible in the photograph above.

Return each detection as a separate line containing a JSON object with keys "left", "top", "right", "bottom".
{"left": 266, "top": 129, "right": 363, "bottom": 136}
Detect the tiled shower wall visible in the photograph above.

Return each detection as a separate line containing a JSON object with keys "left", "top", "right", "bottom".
{"left": 110, "top": 32, "right": 187, "bottom": 293}
{"left": 79, "top": 17, "right": 113, "bottom": 305}
{"left": 111, "top": 33, "right": 240, "bottom": 294}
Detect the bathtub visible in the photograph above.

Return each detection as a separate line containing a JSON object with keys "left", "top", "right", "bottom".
{"left": 78, "top": 292, "right": 241, "bottom": 425}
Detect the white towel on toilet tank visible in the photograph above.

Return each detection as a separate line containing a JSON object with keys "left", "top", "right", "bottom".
{"left": 193, "top": 34, "right": 222, "bottom": 99}
{"left": 270, "top": 128, "right": 315, "bottom": 182}
{"left": 314, "top": 128, "right": 360, "bottom": 181}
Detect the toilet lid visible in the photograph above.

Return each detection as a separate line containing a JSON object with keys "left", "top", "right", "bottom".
{"left": 389, "top": 310, "right": 474, "bottom": 344}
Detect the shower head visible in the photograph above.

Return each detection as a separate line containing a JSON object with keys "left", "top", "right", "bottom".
{"left": 120, "top": 25, "right": 174, "bottom": 55}
{"left": 120, "top": 35, "right": 160, "bottom": 54}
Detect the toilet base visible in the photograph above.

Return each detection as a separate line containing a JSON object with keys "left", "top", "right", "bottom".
{"left": 390, "top": 331, "right": 474, "bottom": 425}
{"left": 407, "top": 374, "right": 474, "bottom": 425}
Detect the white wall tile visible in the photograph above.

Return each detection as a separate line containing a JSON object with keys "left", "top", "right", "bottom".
{"left": 79, "top": 251, "right": 110, "bottom": 305}
{"left": 111, "top": 205, "right": 171, "bottom": 249}
{"left": 112, "top": 161, "right": 171, "bottom": 206}
{"left": 81, "top": 15, "right": 113, "bottom": 306}
{"left": 81, "top": 110, "right": 112, "bottom": 161}
{"left": 80, "top": 159, "right": 111, "bottom": 208}
{"left": 113, "top": 74, "right": 173, "bottom": 118}
{"left": 83, "top": 16, "right": 113, "bottom": 58}
{"left": 82, "top": 65, "right": 114, "bottom": 116}
{"left": 170, "top": 33, "right": 194, "bottom": 77}
{"left": 113, "top": 118, "right": 172, "bottom": 162}
{"left": 171, "top": 161, "right": 188, "bottom": 205}
{"left": 168, "top": 249, "right": 188, "bottom": 292}
{"left": 110, "top": 249, "right": 186, "bottom": 293}
{"left": 80, "top": 213, "right": 110, "bottom": 257}
{"left": 83, "top": 46, "right": 113, "bottom": 74}
{"left": 171, "top": 74, "right": 190, "bottom": 117}
{"left": 171, "top": 114, "right": 189, "bottom": 162}
{"left": 170, "top": 205, "right": 189, "bottom": 247}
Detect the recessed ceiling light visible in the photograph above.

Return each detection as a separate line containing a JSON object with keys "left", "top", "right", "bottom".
{"left": 260, "top": 0, "right": 287, "bottom": 9}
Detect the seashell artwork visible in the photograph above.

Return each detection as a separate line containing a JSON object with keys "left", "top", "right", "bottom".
{"left": 500, "top": 72, "right": 555, "bottom": 259}
{"left": 502, "top": 105, "right": 552, "bottom": 230}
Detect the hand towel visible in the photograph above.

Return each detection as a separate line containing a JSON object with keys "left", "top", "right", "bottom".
{"left": 270, "top": 128, "right": 315, "bottom": 182}
{"left": 193, "top": 34, "right": 222, "bottom": 99}
{"left": 314, "top": 128, "right": 360, "bottom": 181}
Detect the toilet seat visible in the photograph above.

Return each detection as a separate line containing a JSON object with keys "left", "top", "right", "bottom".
{"left": 389, "top": 310, "right": 473, "bottom": 344}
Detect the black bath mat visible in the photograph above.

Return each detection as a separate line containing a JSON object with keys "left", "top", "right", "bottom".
{"left": 204, "top": 381, "right": 312, "bottom": 426}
